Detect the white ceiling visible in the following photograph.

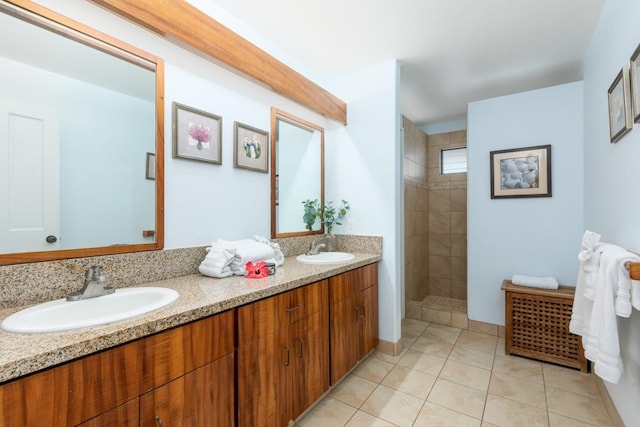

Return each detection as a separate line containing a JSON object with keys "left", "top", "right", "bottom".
{"left": 208, "top": 0, "right": 605, "bottom": 126}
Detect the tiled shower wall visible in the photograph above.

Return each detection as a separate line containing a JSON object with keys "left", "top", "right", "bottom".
{"left": 403, "top": 118, "right": 468, "bottom": 305}
{"left": 427, "top": 130, "right": 467, "bottom": 299}
{"left": 403, "top": 117, "right": 429, "bottom": 304}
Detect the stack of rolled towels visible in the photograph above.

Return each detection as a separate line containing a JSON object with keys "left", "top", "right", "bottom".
{"left": 199, "top": 235, "right": 284, "bottom": 278}
{"left": 511, "top": 274, "right": 559, "bottom": 290}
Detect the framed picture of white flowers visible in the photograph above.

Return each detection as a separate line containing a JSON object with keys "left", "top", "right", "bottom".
{"left": 233, "top": 121, "right": 269, "bottom": 173}
{"left": 172, "top": 102, "right": 222, "bottom": 164}
{"left": 490, "top": 145, "right": 551, "bottom": 199}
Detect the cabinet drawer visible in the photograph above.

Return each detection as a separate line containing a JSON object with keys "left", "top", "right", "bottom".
{"left": 142, "top": 310, "right": 234, "bottom": 391}
{"left": 237, "top": 280, "right": 328, "bottom": 345}
{"left": 329, "top": 263, "right": 377, "bottom": 304}
{"left": 276, "top": 279, "right": 328, "bottom": 328}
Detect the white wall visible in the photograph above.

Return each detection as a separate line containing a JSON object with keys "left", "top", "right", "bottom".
{"left": 327, "top": 60, "right": 403, "bottom": 345}
{"left": 467, "top": 82, "right": 584, "bottom": 325}
{"left": 582, "top": 0, "right": 640, "bottom": 422}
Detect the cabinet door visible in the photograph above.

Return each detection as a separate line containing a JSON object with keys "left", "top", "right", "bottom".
{"left": 329, "top": 294, "right": 361, "bottom": 384}
{"left": 140, "top": 353, "right": 234, "bottom": 427}
{"left": 291, "top": 309, "right": 329, "bottom": 419}
{"left": 360, "top": 285, "right": 379, "bottom": 357}
{"left": 237, "top": 331, "right": 289, "bottom": 427}
{"left": 76, "top": 399, "right": 139, "bottom": 427}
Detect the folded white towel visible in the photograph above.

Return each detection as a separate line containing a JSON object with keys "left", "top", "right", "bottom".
{"left": 198, "top": 247, "right": 235, "bottom": 278}
{"left": 254, "top": 235, "right": 285, "bottom": 266}
{"left": 511, "top": 274, "right": 559, "bottom": 290}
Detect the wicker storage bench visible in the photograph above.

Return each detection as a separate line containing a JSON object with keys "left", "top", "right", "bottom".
{"left": 501, "top": 280, "right": 588, "bottom": 372}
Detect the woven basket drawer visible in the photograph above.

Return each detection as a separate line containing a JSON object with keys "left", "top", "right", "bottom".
{"left": 502, "top": 280, "right": 587, "bottom": 372}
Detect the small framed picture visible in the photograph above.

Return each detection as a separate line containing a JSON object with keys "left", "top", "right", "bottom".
{"left": 490, "top": 145, "right": 551, "bottom": 199}
{"left": 607, "top": 66, "right": 633, "bottom": 143}
{"left": 145, "top": 152, "right": 155, "bottom": 180}
{"left": 172, "top": 102, "right": 222, "bottom": 163}
{"left": 630, "top": 43, "right": 640, "bottom": 123}
{"left": 233, "top": 121, "right": 269, "bottom": 173}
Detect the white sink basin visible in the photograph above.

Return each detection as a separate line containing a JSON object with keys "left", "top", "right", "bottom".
{"left": 296, "top": 252, "right": 355, "bottom": 264}
{"left": 1, "top": 287, "right": 179, "bottom": 334}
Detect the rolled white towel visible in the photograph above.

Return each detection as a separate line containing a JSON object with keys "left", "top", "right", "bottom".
{"left": 511, "top": 274, "right": 559, "bottom": 290}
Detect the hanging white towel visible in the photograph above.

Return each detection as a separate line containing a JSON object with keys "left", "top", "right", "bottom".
{"left": 579, "top": 245, "right": 635, "bottom": 383}
{"left": 632, "top": 280, "right": 640, "bottom": 311}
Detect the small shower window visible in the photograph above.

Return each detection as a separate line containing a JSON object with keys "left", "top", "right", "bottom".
{"left": 440, "top": 147, "right": 467, "bottom": 174}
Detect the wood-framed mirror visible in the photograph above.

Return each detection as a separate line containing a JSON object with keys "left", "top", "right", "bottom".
{"left": 0, "top": 0, "right": 164, "bottom": 265}
{"left": 271, "top": 108, "right": 324, "bottom": 238}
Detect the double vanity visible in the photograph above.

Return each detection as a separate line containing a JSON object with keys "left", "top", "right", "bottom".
{"left": 0, "top": 253, "right": 380, "bottom": 426}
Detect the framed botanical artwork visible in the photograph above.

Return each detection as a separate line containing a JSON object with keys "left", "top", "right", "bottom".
{"left": 145, "top": 152, "right": 155, "bottom": 180}
{"left": 490, "top": 145, "right": 551, "bottom": 199}
{"left": 233, "top": 121, "right": 269, "bottom": 173}
{"left": 608, "top": 66, "right": 633, "bottom": 143}
{"left": 172, "top": 102, "right": 222, "bottom": 163}
{"left": 631, "top": 43, "right": 640, "bottom": 123}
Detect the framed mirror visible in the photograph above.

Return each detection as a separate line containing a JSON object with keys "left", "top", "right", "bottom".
{"left": 271, "top": 108, "right": 324, "bottom": 238}
{"left": 0, "top": 0, "right": 164, "bottom": 265}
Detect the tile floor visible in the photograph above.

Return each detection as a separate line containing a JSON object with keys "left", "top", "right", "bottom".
{"left": 296, "top": 318, "right": 614, "bottom": 427}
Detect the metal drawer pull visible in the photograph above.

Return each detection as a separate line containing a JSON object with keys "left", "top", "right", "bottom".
{"left": 283, "top": 344, "right": 290, "bottom": 366}
{"left": 354, "top": 306, "right": 359, "bottom": 322}
{"left": 360, "top": 304, "right": 366, "bottom": 318}
{"left": 285, "top": 304, "right": 302, "bottom": 313}
{"left": 296, "top": 337, "right": 304, "bottom": 358}
{"left": 155, "top": 416, "right": 163, "bottom": 427}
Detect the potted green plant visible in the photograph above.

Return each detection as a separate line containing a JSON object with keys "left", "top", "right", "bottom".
{"left": 321, "top": 200, "right": 350, "bottom": 251}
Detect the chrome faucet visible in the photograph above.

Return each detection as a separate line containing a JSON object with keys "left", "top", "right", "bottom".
{"left": 67, "top": 265, "right": 115, "bottom": 301}
{"left": 306, "top": 239, "right": 326, "bottom": 256}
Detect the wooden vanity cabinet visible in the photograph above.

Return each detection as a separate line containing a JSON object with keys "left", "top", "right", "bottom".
{"left": 236, "top": 280, "right": 330, "bottom": 427}
{"left": 0, "top": 310, "right": 234, "bottom": 427}
{"left": 329, "top": 263, "right": 379, "bottom": 384}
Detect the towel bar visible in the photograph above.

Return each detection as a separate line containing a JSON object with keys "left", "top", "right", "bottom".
{"left": 624, "top": 262, "right": 640, "bottom": 280}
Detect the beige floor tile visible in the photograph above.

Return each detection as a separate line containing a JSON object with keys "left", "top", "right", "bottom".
{"left": 481, "top": 423, "right": 500, "bottom": 427}
{"left": 400, "top": 334, "right": 418, "bottom": 350}
{"left": 449, "top": 344, "right": 495, "bottom": 370}
{"left": 488, "top": 372, "right": 546, "bottom": 409}
{"left": 548, "top": 412, "right": 602, "bottom": 427}
{"left": 469, "top": 320, "right": 498, "bottom": 335}
{"left": 352, "top": 356, "right": 394, "bottom": 383}
{"left": 413, "top": 401, "right": 481, "bottom": 426}
{"left": 373, "top": 348, "right": 408, "bottom": 364}
{"left": 492, "top": 354, "right": 543, "bottom": 384}
{"left": 422, "top": 323, "right": 462, "bottom": 343}
{"left": 427, "top": 378, "right": 487, "bottom": 419}
{"left": 329, "top": 374, "right": 378, "bottom": 408}
{"left": 361, "top": 384, "right": 424, "bottom": 427}
{"left": 495, "top": 337, "right": 506, "bottom": 355}
{"left": 410, "top": 335, "right": 454, "bottom": 358}
{"left": 456, "top": 330, "right": 498, "bottom": 355}
{"left": 297, "top": 397, "right": 357, "bottom": 427}
{"left": 422, "top": 308, "right": 452, "bottom": 325}
{"left": 381, "top": 365, "right": 437, "bottom": 399}
{"left": 401, "top": 318, "right": 430, "bottom": 337}
{"left": 345, "top": 410, "right": 396, "bottom": 427}
{"left": 439, "top": 359, "right": 491, "bottom": 391}
{"left": 545, "top": 387, "right": 611, "bottom": 427}
{"left": 483, "top": 395, "right": 549, "bottom": 427}
{"left": 397, "top": 348, "right": 446, "bottom": 376}
{"left": 543, "top": 364, "right": 599, "bottom": 398}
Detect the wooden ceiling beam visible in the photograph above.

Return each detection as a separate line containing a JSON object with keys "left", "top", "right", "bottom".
{"left": 90, "top": 0, "right": 347, "bottom": 124}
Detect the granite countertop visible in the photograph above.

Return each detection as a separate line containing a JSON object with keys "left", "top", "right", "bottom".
{"left": 0, "top": 253, "right": 381, "bottom": 384}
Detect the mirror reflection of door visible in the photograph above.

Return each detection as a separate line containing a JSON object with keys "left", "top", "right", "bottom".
{"left": 0, "top": 99, "right": 60, "bottom": 252}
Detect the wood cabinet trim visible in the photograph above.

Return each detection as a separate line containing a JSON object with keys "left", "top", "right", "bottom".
{"left": 90, "top": 0, "right": 347, "bottom": 124}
